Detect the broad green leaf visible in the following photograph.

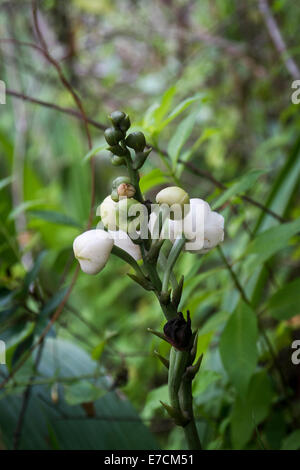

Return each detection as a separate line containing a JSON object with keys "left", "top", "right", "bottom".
{"left": 29, "top": 209, "right": 82, "bottom": 228}
{"left": 281, "top": 430, "right": 300, "bottom": 450}
{"left": 244, "top": 218, "right": 300, "bottom": 271}
{"left": 139, "top": 168, "right": 168, "bottom": 193}
{"left": 0, "top": 338, "right": 158, "bottom": 450}
{"left": 213, "top": 169, "right": 267, "bottom": 209}
{"left": 231, "top": 371, "right": 273, "bottom": 449}
{"left": 64, "top": 380, "right": 106, "bottom": 405}
{"left": 167, "top": 111, "right": 198, "bottom": 165}
{"left": 267, "top": 278, "right": 300, "bottom": 320}
{"left": 220, "top": 301, "right": 258, "bottom": 395}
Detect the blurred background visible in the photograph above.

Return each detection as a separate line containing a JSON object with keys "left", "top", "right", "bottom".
{"left": 0, "top": 0, "right": 299, "bottom": 450}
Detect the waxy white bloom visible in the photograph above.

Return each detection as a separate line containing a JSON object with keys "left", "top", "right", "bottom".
{"left": 156, "top": 186, "right": 189, "bottom": 220}
{"left": 99, "top": 196, "right": 118, "bottom": 230}
{"left": 73, "top": 229, "right": 114, "bottom": 274}
{"left": 109, "top": 230, "right": 142, "bottom": 261}
{"left": 170, "top": 198, "right": 224, "bottom": 253}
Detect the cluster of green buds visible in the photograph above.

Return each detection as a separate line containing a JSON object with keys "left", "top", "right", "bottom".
{"left": 104, "top": 111, "right": 151, "bottom": 170}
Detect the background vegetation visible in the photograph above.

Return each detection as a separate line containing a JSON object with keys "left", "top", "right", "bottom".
{"left": 0, "top": 0, "right": 299, "bottom": 450}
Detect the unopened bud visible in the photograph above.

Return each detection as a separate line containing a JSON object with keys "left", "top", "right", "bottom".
{"left": 117, "top": 183, "right": 136, "bottom": 198}
{"left": 111, "top": 155, "right": 125, "bottom": 166}
{"left": 125, "top": 132, "right": 146, "bottom": 152}
{"left": 107, "top": 144, "right": 128, "bottom": 157}
{"left": 109, "top": 111, "right": 131, "bottom": 133}
{"left": 163, "top": 311, "right": 192, "bottom": 351}
{"left": 156, "top": 186, "right": 189, "bottom": 220}
{"left": 104, "top": 127, "right": 124, "bottom": 146}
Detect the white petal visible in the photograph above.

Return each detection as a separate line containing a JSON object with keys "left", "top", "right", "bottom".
{"left": 73, "top": 229, "right": 113, "bottom": 274}
{"left": 109, "top": 230, "right": 142, "bottom": 261}
{"left": 99, "top": 196, "right": 118, "bottom": 230}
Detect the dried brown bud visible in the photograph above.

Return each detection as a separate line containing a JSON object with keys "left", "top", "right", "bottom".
{"left": 117, "top": 183, "right": 136, "bottom": 198}
{"left": 163, "top": 311, "right": 192, "bottom": 351}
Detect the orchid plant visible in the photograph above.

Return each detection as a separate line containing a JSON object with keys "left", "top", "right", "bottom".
{"left": 73, "top": 111, "right": 224, "bottom": 450}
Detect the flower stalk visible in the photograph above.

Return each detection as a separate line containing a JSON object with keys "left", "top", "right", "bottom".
{"left": 73, "top": 111, "right": 225, "bottom": 451}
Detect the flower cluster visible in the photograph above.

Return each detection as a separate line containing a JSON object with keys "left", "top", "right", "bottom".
{"left": 73, "top": 112, "right": 224, "bottom": 275}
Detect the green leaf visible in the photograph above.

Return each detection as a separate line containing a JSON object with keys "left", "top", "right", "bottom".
{"left": 281, "top": 430, "right": 300, "bottom": 450}
{"left": 8, "top": 199, "right": 44, "bottom": 221}
{"left": 11, "top": 332, "right": 34, "bottom": 368}
{"left": 220, "top": 301, "right": 258, "bottom": 395}
{"left": 0, "top": 338, "right": 158, "bottom": 450}
{"left": 167, "top": 111, "right": 198, "bottom": 165}
{"left": 29, "top": 209, "right": 82, "bottom": 228}
{"left": 64, "top": 380, "right": 106, "bottom": 405}
{"left": 152, "top": 85, "right": 177, "bottom": 125}
{"left": 267, "top": 278, "right": 300, "bottom": 320}
{"left": 139, "top": 168, "right": 168, "bottom": 193}
{"left": 231, "top": 371, "right": 273, "bottom": 449}
{"left": 0, "top": 176, "right": 14, "bottom": 191}
{"left": 244, "top": 218, "right": 300, "bottom": 271}
{"left": 160, "top": 94, "right": 204, "bottom": 130}
{"left": 143, "top": 86, "right": 177, "bottom": 131}
{"left": 23, "top": 251, "right": 46, "bottom": 292}
{"left": 193, "top": 369, "right": 221, "bottom": 396}
{"left": 213, "top": 169, "right": 267, "bottom": 209}
{"left": 83, "top": 144, "right": 108, "bottom": 163}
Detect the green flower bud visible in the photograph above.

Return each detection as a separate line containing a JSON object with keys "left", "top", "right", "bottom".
{"left": 109, "top": 111, "right": 126, "bottom": 126}
{"left": 119, "top": 115, "right": 131, "bottom": 133}
{"left": 109, "top": 111, "right": 131, "bottom": 133}
{"left": 111, "top": 155, "right": 125, "bottom": 166}
{"left": 112, "top": 176, "right": 131, "bottom": 189}
{"left": 111, "top": 188, "right": 119, "bottom": 202}
{"left": 125, "top": 132, "right": 146, "bottom": 152}
{"left": 104, "top": 127, "right": 124, "bottom": 146}
{"left": 107, "top": 144, "right": 128, "bottom": 157}
{"left": 117, "top": 183, "right": 136, "bottom": 198}
{"left": 132, "top": 148, "right": 152, "bottom": 170}
{"left": 156, "top": 186, "right": 190, "bottom": 220}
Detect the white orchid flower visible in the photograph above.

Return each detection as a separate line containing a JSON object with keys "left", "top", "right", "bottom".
{"left": 98, "top": 196, "right": 118, "bottom": 230}
{"left": 170, "top": 198, "right": 224, "bottom": 253}
{"left": 73, "top": 229, "right": 114, "bottom": 274}
{"left": 108, "top": 230, "right": 142, "bottom": 261}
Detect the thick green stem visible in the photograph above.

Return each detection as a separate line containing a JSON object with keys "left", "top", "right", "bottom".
{"left": 179, "top": 379, "right": 202, "bottom": 450}
{"left": 161, "top": 237, "right": 186, "bottom": 296}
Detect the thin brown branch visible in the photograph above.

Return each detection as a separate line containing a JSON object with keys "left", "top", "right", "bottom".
{"left": 6, "top": 89, "right": 105, "bottom": 130}
{"left": 258, "top": 0, "right": 300, "bottom": 79}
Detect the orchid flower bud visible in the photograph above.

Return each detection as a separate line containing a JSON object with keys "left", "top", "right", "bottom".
{"left": 73, "top": 229, "right": 113, "bottom": 274}
{"left": 116, "top": 198, "right": 146, "bottom": 233}
{"left": 125, "top": 131, "right": 146, "bottom": 152}
{"left": 99, "top": 196, "right": 118, "bottom": 230}
{"left": 109, "top": 230, "right": 142, "bottom": 261}
{"left": 170, "top": 198, "right": 224, "bottom": 253}
{"left": 117, "top": 183, "right": 136, "bottom": 198}
{"left": 156, "top": 186, "right": 190, "bottom": 220}
{"left": 104, "top": 127, "right": 124, "bottom": 146}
